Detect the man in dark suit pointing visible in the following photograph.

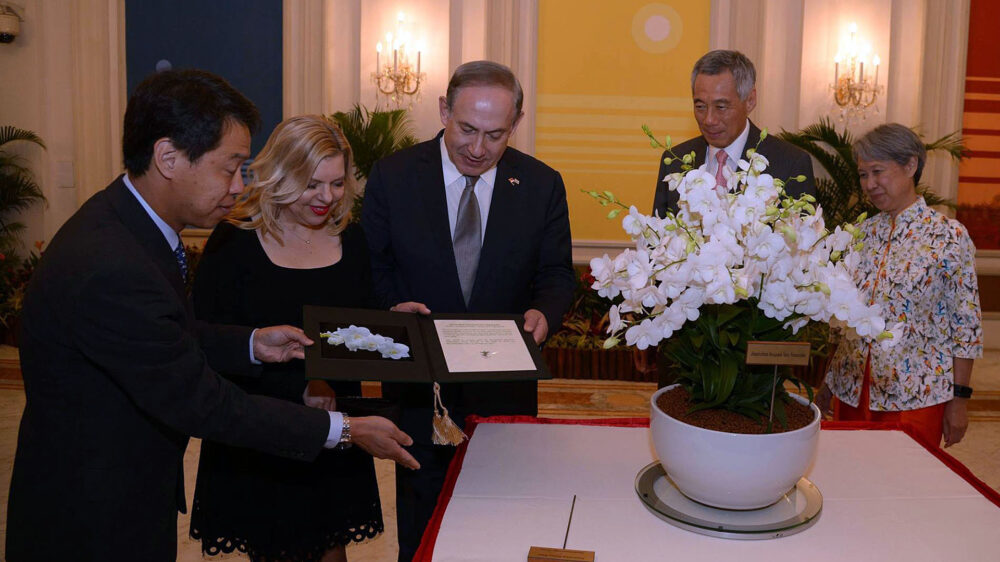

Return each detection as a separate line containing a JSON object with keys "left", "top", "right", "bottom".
{"left": 362, "top": 60, "right": 575, "bottom": 560}
{"left": 652, "top": 49, "right": 816, "bottom": 216}
{"left": 7, "top": 69, "right": 417, "bottom": 562}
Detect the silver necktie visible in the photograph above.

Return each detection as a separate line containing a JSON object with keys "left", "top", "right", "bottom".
{"left": 453, "top": 175, "right": 481, "bottom": 306}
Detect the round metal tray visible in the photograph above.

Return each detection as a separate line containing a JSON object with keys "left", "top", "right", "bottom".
{"left": 634, "top": 462, "right": 822, "bottom": 540}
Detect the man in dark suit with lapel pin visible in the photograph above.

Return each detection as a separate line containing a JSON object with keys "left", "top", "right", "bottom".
{"left": 362, "top": 60, "right": 575, "bottom": 560}
{"left": 6, "top": 69, "right": 418, "bottom": 562}
{"left": 649, "top": 50, "right": 818, "bottom": 390}
{"left": 652, "top": 49, "right": 816, "bottom": 217}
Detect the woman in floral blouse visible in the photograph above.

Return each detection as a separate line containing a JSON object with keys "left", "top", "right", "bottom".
{"left": 818, "top": 123, "right": 982, "bottom": 448}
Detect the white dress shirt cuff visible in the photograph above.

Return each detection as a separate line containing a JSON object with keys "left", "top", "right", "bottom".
{"left": 249, "top": 328, "right": 261, "bottom": 365}
{"left": 324, "top": 411, "right": 345, "bottom": 448}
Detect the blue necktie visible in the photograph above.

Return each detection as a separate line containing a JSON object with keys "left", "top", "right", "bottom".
{"left": 174, "top": 241, "right": 188, "bottom": 280}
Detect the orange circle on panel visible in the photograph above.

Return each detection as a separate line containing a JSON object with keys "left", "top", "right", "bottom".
{"left": 632, "top": 3, "right": 683, "bottom": 54}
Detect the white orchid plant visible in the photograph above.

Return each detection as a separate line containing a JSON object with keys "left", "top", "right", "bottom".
{"left": 320, "top": 325, "right": 410, "bottom": 360}
{"left": 586, "top": 127, "right": 900, "bottom": 424}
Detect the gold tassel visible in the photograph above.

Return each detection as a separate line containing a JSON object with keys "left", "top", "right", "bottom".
{"left": 431, "top": 382, "right": 467, "bottom": 446}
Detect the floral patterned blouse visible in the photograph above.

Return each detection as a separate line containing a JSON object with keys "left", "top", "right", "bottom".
{"left": 827, "top": 197, "right": 982, "bottom": 411}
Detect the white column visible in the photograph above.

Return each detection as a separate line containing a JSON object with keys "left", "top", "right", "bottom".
{"left": 919, "top": 0, "right": 970, "bottom": 204}
{"left": 283, "top": 0, "right": 325, "bottom": 117}
{"left": 325, "top": 0, "right": 362, "bottom": 115}
{"left": 485, "top": 0, "right": 537, "bottom": 154}
{"left": 70, "top": 0, "right": 126, "bottom": 205}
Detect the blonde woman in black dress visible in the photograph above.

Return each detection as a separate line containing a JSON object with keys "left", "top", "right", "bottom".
{"left": 190, "top": 115, "right": 387, "bottom": 562}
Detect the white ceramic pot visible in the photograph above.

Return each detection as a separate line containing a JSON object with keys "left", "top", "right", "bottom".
{"left": 649, "top": 384, "right": 820, "bottom": 510}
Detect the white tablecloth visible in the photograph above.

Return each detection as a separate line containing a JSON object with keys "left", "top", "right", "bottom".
{"left": 429, "top": 423, "right": 1000, "bottom": 561}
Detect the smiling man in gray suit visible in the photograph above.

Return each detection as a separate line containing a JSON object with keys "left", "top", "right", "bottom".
{"left": 652, "top": 49, "right": 816, "bottom": 217}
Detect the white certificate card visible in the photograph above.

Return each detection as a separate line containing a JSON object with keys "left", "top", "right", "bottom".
{"left": 433, "top": 319, "right": 537, "bottom": 373}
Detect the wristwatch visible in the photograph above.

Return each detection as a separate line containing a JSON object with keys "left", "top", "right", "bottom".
{"left": 953, "top": 384, "right": 973, "bottom": 399}
{"left": 336, "top": 414, "right": 353, "bottom": 449}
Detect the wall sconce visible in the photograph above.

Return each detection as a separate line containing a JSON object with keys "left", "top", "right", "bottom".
{"left": 372, "top": 12, "right": 425, "bottom": 108}
{"left": 832, "top": 22, "right": 883, "bottom": 122}
{"left": 0, "top": 3, "right": 24, "bottom": 44}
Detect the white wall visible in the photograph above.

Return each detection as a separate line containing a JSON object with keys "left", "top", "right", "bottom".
{"left": 0, "top": 0, "right": 77, "bottom": 251}
{"left": 359, "top": 0, "right": 452, "bottom": 139}
{"left": 284, "top": 0, "right": 488, "bottom": 140}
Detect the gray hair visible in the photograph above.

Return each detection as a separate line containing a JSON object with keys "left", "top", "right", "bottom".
{"left": 445, "top": 60, "right": 524, "bottom": 114}
{"left": 853, "top": 123, "right": 927, "bottom": 185}
{"left": 690, "top": 50, "right": 756, "bottom": 101}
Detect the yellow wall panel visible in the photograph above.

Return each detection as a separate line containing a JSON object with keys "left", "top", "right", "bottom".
{"left": 537, "top": 1, "right": 711, "bottom": 240}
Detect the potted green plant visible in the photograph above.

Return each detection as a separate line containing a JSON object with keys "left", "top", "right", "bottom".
{"left": 543, "top": 267, "right": 653, "bottom": 382}
{"left": 587, "top": 127, "right": 898, "bottom": 508}
{"left": 330, "top": 104, "right": 417, "bottom": 220}
{"left": 0, "top": 126, "right": 47, "bottom": 344}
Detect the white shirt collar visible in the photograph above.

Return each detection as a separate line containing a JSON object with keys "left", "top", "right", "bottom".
{"left": 707, "top": 119, "right": 751, "bottom": 171}
{"left": 122, "top": 174, "right": 180, "bottom": 251}
{"left": 440, "top": 136, "right": 498, "bottom": 188}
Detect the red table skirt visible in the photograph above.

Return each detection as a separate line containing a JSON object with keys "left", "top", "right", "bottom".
{"left": 413, "top": 416, "right": 1000, "bottom": 561}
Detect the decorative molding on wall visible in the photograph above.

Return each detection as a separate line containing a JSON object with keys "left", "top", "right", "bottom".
{"left": 485, "top": 0, "right": 537, "bottom": 154}
{"left": 71, "top": 0, "right": 126, "bottom": 205}
{"left": 570, "top": 239, "right": 631, "bottom": 266}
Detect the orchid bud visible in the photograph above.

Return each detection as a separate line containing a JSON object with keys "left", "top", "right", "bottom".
{"left": 663, "top": 157, "right": 673, "bottom": 165}
{"left": 817, "top": 283, "right": 831, "bottom": 296}
{"left": 682, "top": 153, "right": 693, "bottom": 164}
{"left": 603, "top": 336, "right": 621, "bottom": 349}
{"left": 876, "top": 330, "right": 894, "bottom": 341}
{"left": 734, "top": 286, "right": 749, "bottom": 298}
{"left": 781, "top": 226, "right": 798, "bottom": 242}
{"left": 830, "top": 250, "right": 842, "bottom": 261}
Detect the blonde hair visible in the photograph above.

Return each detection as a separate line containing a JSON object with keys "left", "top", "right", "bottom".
{"left": 229, "top": 115, "right": 356, "bottom": 242}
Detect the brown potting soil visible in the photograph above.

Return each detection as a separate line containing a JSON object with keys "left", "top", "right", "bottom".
{"left": 655, "top": 386, "right": 815, "bottom": 434}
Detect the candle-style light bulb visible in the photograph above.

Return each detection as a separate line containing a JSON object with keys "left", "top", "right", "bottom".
{"left": 849, "top": 22, "right": 858, "bottom": 34}
{"left": 376, "top": 41, "right": 382, "bottom": 53}
{"left": 873, "top": 55, "right": 880, "bottom": 88}
{"left": 398, "top": 11, "right": 405, "bottom": 23}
